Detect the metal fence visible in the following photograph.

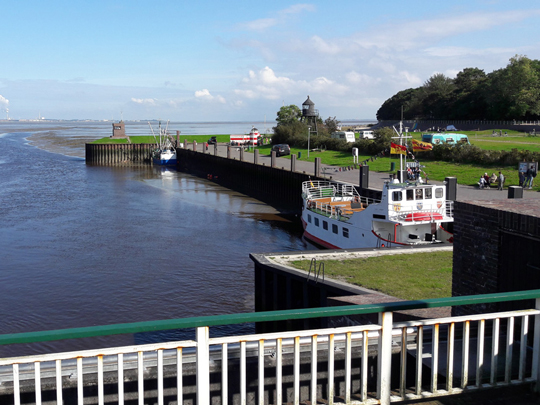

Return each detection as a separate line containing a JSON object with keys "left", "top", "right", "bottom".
{"left": 1, "top": 290, "right": 540, "bottom": 405}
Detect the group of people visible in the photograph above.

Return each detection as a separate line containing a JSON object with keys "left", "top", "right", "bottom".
{"left": 406, "top": 165, "right": 423, "bottom": 181}
{"left": 519, "top": 167, "right": 537, "bottom": 189}
{"left": 478, "top": 172, "right": 505, "bottom": 190}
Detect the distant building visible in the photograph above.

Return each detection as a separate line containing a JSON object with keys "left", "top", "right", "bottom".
{"left": 111, "top": 121, "right": 126, "bottom": 138}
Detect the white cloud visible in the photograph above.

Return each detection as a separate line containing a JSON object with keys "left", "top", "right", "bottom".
{"left": 238, "top": 3, "right": 315, "bottom": 31}
{"left": 234, "top": 66, "right": 349, "bottom": 102}
{"left": 346, "top": 71, "right": 378, "bottom": 85}
{"left": 131, "top": 98, "right": 156, "bottom": 105}
{"left": 239, "top": 18, "right": 278, "bottom": 31}
{"left": 310, "top": 35, "right": 342, "bottom": 55}
{"left": 279, "top": 4, "right": 316, "bottom": 16}
{"left": 194, "top": 89, "right": 226, "bottom": 103}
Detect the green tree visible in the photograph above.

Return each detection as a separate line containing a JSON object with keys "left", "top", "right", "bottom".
{"left": 276, "top": 104, "right": 302, "bottom": 126}
{"left": 376, "top": 88, "right": 420, "bottom": 120}
{"left": 323, "top": 116, "right": 340, "bottom": 134}
{"left": 486, "top": 55, "right": 540, "bottom": 119}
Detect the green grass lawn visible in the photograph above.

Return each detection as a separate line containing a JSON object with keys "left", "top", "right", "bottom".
{"left": 93, "top": 133, "right": 536, "bottom": 190}
{"left": 290, "top": 251, "right": 453, "bottom": 300}
{"left": 92, "top": 134, "right": 230, "bottom": 144}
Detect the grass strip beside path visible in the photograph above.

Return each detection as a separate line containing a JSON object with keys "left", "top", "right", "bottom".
{"left": 290, "top": 251, "right": 453, "bottom": 301}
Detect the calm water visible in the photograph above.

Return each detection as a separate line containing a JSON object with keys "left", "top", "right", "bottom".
{"left": 0, "top": 120, "right": 373, "bottom": 356}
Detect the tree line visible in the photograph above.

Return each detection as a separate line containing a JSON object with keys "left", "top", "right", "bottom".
{"left": 377, "top": 55, "right": 540, "bottom": 121}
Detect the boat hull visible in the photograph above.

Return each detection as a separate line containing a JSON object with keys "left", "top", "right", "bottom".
{"left": 153, "top": 157, "right": 177, "bottom": 166}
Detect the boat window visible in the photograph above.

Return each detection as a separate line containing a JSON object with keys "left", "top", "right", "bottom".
{"left": 314, "top": 217, "right": 319, "bottom": 227}
{"left": 435, "top": 188, "right": 444, "bottom": 198}
{"left": 425, "top": 188, "right": 432, "bottom": 199}
{"left": 392, "top": 191, "right": 402, "bottom": 201}
{"left": 415, "top": 189, "right": 423, "bottom": 200}
{"left": 323, "top": 220, "right": 328, "bottom": 230}
{"left": 343, "top": 227, "right": 349, "bottom": 238}
{"left": 332, "top": 224, "right": 338, "bottom": 234}
{"left": 406, "top": 189, "right": 414, "bottom": 201}
{"left": 308, "top": 214, "right": 312, "bottom": 223}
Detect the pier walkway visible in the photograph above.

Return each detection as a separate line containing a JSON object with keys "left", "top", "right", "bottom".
{"left": 203, "top": 143, "right": 540, "bottom": 202}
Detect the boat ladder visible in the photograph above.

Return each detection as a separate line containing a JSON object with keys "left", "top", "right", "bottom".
{"left": 307, "top": 258, "right": 325, "bottom": 283}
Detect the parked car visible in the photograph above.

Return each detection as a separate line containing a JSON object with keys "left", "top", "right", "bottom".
{"left": 208, "top": 136, "right": 217, "bottom": 145}
{"left": 272, "top": 144, "right": 291, "bottom": 157}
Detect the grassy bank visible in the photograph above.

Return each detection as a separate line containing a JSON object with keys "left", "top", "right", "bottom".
{"left": 92, "top": 134, "right": 230, "bottom": 144}
{"left": 92, "top": 133, "right": 536, "bottom": 190}
{"left": 290, "top": 251, "right": 453, "bottom": 300}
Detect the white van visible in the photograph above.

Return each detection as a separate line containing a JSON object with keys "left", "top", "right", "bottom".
{"left": 358, "top": 130, "right": 374, "bottom": 139}
{"left": 331, "top": 131, "right": 356, "bottom": 143}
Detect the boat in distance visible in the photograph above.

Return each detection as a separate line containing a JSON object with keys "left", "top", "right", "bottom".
{"left": 150, "top": 120, "right": 177, "bottom": 166}
{"left": 301, "top": 179, "right": 454, "bottom": 249}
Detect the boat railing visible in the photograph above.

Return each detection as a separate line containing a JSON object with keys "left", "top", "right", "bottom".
{"left": 388, "top": 202, "right": 454, "bottom": 222}
{"left": 302, "top": 180, "right": 381, "bottom": 207}
{"left": 446, "top": 200, "right": 454, "bottom": 217}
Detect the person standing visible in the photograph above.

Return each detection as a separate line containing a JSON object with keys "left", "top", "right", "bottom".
{"left": 524, "top": 167, "right": 532, "bottom": 188}
{"left": 498, "top": 171, "right": 505, "bottom": 190}
{"left": 519, "top": 170, "right": 525, "bottom": 187}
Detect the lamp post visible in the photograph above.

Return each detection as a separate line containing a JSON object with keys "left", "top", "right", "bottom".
{"left": 307, "top": 126, "right": 311, "bottom": 158}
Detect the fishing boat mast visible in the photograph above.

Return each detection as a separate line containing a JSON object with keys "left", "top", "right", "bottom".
{"left": 392, "top": 106, "right": 411, "bottom": 179}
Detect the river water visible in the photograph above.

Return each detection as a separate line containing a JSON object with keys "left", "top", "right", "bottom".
{"left": 0, "top": 120, "right": 371, "bottom": 357}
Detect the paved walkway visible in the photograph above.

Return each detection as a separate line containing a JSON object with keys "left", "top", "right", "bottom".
{"left": 205, "top": 144, "right": 540, "bottom": 202}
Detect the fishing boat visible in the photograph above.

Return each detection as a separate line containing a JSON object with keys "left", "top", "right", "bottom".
{"left": 150, "top": 121, "right": 177, "bottom": 166}
{"left": 301, "top": 120, "right": 453, "bottom": 249}
{"left": 301, "top": 179, "right": 453, "bottom": 249}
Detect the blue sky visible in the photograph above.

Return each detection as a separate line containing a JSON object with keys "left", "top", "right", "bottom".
{"left": 2, "top": 0, "right": 540, "bottom": 122}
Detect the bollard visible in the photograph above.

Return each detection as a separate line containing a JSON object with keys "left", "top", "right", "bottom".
{"left": 508, "top": 186, "right": 523, "bottom": 199}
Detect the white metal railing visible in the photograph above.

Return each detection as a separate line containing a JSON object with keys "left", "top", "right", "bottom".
{"left": 1, "top": 295, "right": 540, "bottom": 404}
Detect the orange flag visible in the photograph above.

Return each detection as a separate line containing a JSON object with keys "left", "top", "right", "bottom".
{"left": 390, "top": 142, "right": 407, "bottom": 155}
{"left": 412, "top": 139, "right": 433, "bottom": 152}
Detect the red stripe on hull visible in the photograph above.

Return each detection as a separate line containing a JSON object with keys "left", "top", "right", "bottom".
{"left": 303, "top": 231, "right": 341, "bottom": 250}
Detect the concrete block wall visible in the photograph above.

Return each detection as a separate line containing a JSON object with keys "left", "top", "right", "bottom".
{"left": 452, "top": 200, "right": 540, "bottom": 316}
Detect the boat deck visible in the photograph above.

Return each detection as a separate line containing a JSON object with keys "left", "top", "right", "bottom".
{"left": 310, "top": 197, "right": 366, "bottom": 216}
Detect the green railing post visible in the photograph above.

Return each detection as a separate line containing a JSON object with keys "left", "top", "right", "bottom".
{"left": 196, "top": 326, "right": 210, "bottom": 405}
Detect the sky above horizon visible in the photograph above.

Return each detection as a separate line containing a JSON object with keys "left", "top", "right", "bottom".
{"left": 2, "top": 1, "right": 540, "bottom": 122}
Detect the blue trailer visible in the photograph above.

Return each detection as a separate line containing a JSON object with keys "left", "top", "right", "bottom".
{"left": 421, "top": 133, "right": 470, "bottom": 145}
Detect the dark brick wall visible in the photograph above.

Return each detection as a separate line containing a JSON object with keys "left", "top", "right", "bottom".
{"left": 452, "top": 200, "right": 540, "bottom": 316}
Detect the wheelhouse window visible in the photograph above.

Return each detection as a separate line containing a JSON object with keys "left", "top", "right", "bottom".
{"left": 435, "top": 188, "right": 444, "bottom": 198}
{"left": 415, "top": 189, "right": 423, "bottom": 200}
{"left": 314, "top": 217, "right": 319, "bottom": 226}
{"left": 343, "top": 227, "right": 349, "bottom": 238}
{"left": 425, "top": 188, "right": 432, "bottom": 199}
{"left": 406, "top": 189, "right": 414, "bottom": 201}
{"left": 332, "top": 224, "right": 338, "bottom": 234}
{"left": 392, "top": 191, "right": 402, "bottom": 201}
{"left": 323, "top": 220, "right": 328, "bottom": 230}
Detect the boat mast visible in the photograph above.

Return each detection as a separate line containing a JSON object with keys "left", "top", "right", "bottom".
{"left": 392, "top": 106, "right": 411, "bottom": 180}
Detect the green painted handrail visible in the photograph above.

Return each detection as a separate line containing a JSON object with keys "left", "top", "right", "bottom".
{"left": 1, "top": 289, "right": 539, "bottom": 346}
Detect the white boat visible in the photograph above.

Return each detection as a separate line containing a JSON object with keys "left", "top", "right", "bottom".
{"left": 152, "top": 148, "right": 177, "bottom": 166}
{"left": 301, "top": 179, "right": 454, "bottom": 249}
{"left": 150, "top": 121, "right": 177, "bottom": 166}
